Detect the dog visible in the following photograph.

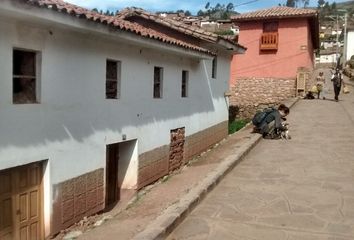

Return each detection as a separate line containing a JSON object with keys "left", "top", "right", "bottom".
{"left": 279, "top": 122, "right": 291, "bottom": 140}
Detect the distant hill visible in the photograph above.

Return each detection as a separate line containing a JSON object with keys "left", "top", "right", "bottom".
{"left": 336, "top": 0, "right": 354, "bottom": 11}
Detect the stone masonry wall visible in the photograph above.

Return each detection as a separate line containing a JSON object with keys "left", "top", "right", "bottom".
{"left": 184, "top": 121, "right": 228, "bottom": 161}
{"left": 230, "top": 77, "right": 296, "bottom": 119}
{"left": 169, "top": 127, "right": 185, "bottom": 173}
{"left": 138, "top": 121, "right": 228, "bottom": 189}
{"left": 52, "top": 169, "right": 105, "bottom": 236}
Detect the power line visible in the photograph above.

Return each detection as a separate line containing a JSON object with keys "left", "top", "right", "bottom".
{"left": 235, "top": 0, "right": 260, "bottom": 8}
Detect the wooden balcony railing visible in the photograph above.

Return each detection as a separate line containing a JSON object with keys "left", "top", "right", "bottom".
{"left": 260, "top": 32, "right": 278, "bottom": 50}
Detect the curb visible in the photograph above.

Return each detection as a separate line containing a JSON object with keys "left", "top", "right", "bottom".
{"left": 345, "top": 81, "right": 354, "bottom": 87}
{"left": 132, "top": 97, "right": 299, "bottom": 240}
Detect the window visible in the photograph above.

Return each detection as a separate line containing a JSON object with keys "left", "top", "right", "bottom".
{"left": 13, "top": 49, "right": 38, "bottom": 104}
{"left": 212, "top": 57, "right": 217, "bottom": 79}
{"left": 260, "top": 21, "right": 279, "bottom": 51}
{"left": 181, "top": 70, "right": 188, "bottom": 98}
{"left": 153, "top": 67, "right": 163, "bottom": 98}
{"left": 106, "top": 60, "right": 121, "bottom": 99}
{"left": 263, "top": 21, "right": 278, "bottom": 33}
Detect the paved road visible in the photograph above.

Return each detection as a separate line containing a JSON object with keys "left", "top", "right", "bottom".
{"left": 167, "top": 72, "right": 354, "bottom": 240}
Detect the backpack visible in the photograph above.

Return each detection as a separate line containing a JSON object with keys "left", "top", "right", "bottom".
{"left": 252, "top": 108, "right": 274, "bottom": 127}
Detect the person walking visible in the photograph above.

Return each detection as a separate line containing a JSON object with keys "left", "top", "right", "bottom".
{"left": 331, "top": 69, "right": 343, "bottom": 102}
{"left": 316, "top": 71, "right": 325, "bottom": 99}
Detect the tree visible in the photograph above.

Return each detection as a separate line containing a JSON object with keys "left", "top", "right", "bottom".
{"left": 226, "top": 3, "right": 234, "bottom": 12}
{"left": 215, "top": 3, "right": 222, "bottom": 11}
{"left": 176, "top": 9, "right": 184, "bottom": 13}
{"left": 185, "top": 10, "right": 192, "bottom": 16}
{"left": 317, "top": 0, "right": 325, "bottom": 8}
{"left": 205, "top": 2, "right": 210, "bottom": 9}
{"left": 286, "top": 0, "right": 296, "bottom": 7}
{"left": 301, "top": 0, "right": 309, "bottom": 8}
{"left": 331, "top": 2, "right": 337, "bottom": 11}
{"left": 197, "top": 10, "right": 204, "bottom": 16}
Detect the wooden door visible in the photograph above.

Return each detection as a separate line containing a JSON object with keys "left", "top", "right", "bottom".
{"left": 0, "top": 169, "right": 13, "bottom": 240}
{"left": 106, "top": 144, "right": 120, "bottom": 207}
{"left": 0, "top": 163, "right": 43, "bottom": 240}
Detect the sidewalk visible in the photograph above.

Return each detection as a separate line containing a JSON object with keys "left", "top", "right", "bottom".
{"left": 168, "top": 79, "right": 354, "bottom": 240}
{"left": 74, "top": 98, "right": 298, "bottom": 240}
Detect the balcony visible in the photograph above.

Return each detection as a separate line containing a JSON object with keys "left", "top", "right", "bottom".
{"left": 260, "top": 32, "right": 278, "bottom": 51}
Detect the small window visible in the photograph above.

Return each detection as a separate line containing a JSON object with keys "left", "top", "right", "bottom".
{"left": 212, "top": 57, "right": 217, "bottom": 79}
{"left": 263, "top": 21, "right": 278, "bottom": 33}
{"left": 106, "top": 60, "right": 121, "bottom": 99}
{"left": 153, "top": 67, "right": 163, "bottom": 98}
{"left": 13, "top": 49, "right": 37, "bottom": 104}
{"left": 181, "top": 70, "right": 188, "bottom": 98}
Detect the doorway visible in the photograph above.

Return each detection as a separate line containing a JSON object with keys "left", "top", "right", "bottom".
{"left": 0, "top": 162, "right": 44, "bottom": 240}
{"left": 106, "top": 143, "right": 120, "bottom": 207}
{"left": 105, "top": 140, "right": 138, "bottom": 210}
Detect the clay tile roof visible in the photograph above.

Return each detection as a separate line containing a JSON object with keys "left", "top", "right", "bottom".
{"left": 23, "top": 0, "right": 213, "bottom": 54}
{"left": 231, "top": 6, "right": 318, "bottom": 21}
{"left": 117, "top": 7, "right": 245, "bottom": 50}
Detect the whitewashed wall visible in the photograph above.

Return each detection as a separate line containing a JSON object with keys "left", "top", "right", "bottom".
{"left": 346, "top": 31, "right": 354, "bottom": 61}
{"left": 0, "top": 19, "right": 229, "bottom": 186}
{"left": 319, "top": 53, "right": 337, "bottom": 63}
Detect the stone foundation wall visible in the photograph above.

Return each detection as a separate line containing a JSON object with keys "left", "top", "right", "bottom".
{"left": 169, "top": 127, "right": 186, "bottom": 173}
{"left": 138, "top": 121, "right": 228, "bottom": 189}
{"left": 138, "top": 145, "right": 170, "bottom": 189}
{"left": 52, "top": 169, "right": 104, "bottom": 235}
{"left": 230, "top": 77, "right": 296, "bottom": 119}
{"left": 184, "top": 121, "right": 228, "bottom": 160}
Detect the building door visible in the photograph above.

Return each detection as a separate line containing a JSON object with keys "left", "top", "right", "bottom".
{"left": 106, "top": 144, "right": 120, "bottom": 207}
{"left": 0, "top": 162, "right": 43, "bottom": 240}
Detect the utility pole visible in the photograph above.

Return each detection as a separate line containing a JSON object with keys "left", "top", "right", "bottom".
{"left": 343, "top": 12, "right": 348, "bottom": 66}
{"left": 336, "top": 14, "right": 339, "bottom": 67}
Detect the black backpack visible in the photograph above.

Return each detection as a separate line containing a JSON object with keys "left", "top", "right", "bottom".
{"left": 252, "top": 108, "right": 274, "bottom": 127}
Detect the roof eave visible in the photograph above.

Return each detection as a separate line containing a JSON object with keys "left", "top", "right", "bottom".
{"left": 231, "top": 13, "right": 318, "bottom": 22}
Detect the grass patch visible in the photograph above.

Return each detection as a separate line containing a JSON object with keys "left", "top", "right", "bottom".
{"left": 228, "top": 119, "right": 249, "bottom": 134}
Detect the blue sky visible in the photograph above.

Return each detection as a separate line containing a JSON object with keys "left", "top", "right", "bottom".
{"left": 65, "top": 0, "right": 349, "bottom": 14}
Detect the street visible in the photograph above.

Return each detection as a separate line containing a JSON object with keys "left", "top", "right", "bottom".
{"left": 167, "top": 73, "right": 354, "bottom": 239}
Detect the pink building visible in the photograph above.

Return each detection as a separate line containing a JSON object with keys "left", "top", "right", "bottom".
{"left": 229, "top": 7, "right": 319, "bottom": 118}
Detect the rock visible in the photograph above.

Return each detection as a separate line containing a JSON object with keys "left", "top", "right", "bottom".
{"left": 93, "top": 220, "right": 104, "bottom": 227}
{"left": 63, "top": 231, "right": 83, "bottom": 240}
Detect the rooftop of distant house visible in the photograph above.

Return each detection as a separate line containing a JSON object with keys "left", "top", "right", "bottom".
{"left": 231, "top": 6, "right": 318, "bottom": 22}
{"left": 15, "top": 0, "right": 245, "bottom": 55}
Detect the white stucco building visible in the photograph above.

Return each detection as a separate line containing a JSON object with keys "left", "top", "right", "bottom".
{"left": 345, "top": 27, "right": 354, "bottom": 61}
{"left": 0, "top": 0, "right": 245, "bottom": 239}
{"left": 319, "top": 50, "right": 338, "bottom": 64}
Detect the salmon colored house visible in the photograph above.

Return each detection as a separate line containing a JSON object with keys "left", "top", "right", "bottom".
{"left": 229, "top": 7, "right": 319, "bottom": 118}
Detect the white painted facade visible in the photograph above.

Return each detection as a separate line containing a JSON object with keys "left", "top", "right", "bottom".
{"left": 0, "top": 1, "right": 239, "bottom": 237}
{"left": 319, "top": 53, "right": 338, "bottom": 63}
{"left": 346, "top": 30, "right": 354, "bottom": 61}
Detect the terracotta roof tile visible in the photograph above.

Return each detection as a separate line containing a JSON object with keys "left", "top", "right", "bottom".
{"left": 117, "top": 7, "right": 245, "bottom": 50}
{"left": 231, "top": 6, "right": 318, "bottom": 21}
{"left": 23, "top": 0, "right": 213, "bottom": 54}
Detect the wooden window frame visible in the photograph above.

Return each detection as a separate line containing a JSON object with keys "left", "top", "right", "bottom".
{"left": 153, "top": 66, "right": 163, "bottom": 99}
{"left": 181, "top": 70, "right": 188, "bottom": 98}
{"left": 212, "top": 57, "right": 217, "bottom": 79}
{"left": 106, "top": 59, "right": 121, "bottom": 99}
{"left": 12, "top": 49, "right": 40, "bottom": 104}
{"left": 260, "top": 21, "right": 279, "bottom": 51}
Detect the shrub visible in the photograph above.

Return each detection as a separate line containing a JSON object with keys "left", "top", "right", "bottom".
{"left": 228, "top": 119, "right": 248, "bottom": 134}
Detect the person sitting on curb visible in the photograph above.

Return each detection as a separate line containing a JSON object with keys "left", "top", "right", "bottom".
{"left": 252, "top": 104, "right": 290, "bottom": 139}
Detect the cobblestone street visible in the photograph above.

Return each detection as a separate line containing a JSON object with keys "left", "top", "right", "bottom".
{"left": 168, "top": 74, "right": 354, "bottom": 239}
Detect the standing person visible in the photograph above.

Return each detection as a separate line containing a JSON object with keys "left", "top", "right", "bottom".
{"left": 331, "top": 69, "right": 343, "bottom": 102}
{"left": 316, "top": 71, "right": 325, "bottom": 99}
